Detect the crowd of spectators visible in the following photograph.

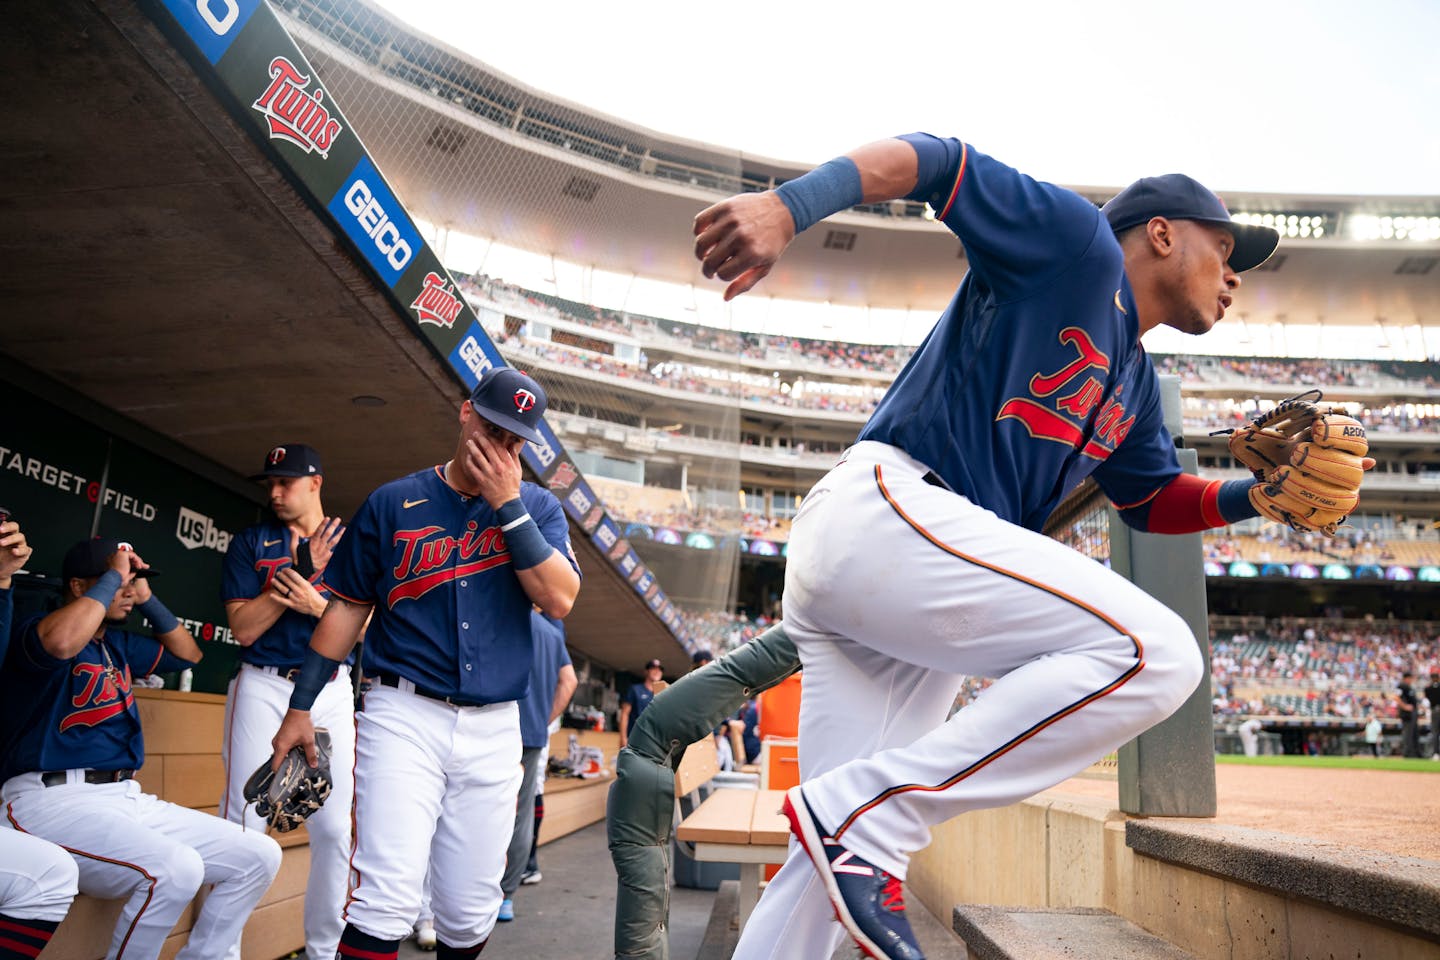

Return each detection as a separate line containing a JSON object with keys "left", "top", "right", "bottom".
{"left": 1183, "top": 397, "right": 1440, "bottom": 434}
{"left": 464, "top": 273, "right": 1440, "bottom": 433}
{"left": 676, "top": 607, "right": 774, "bottom": 654}
{"left": 1204, "top": 521, "right": 1440, "bottom": 567}
{"left": 940, "top": 617, "right": 1440, "bottom": 731}
{"left": 460, "top": 271, "right": 914, "bottom": 376}
{"left": 1210, "top": 618, "right": 1438, "bottom": 720}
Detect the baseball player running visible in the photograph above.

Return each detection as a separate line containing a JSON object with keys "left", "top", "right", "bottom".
{"left": 220, "top": 443, "right": 350, "bottom": 960}
{"left": 0, "top": 537, "right": 280, "bottom": 960}
{"left": 270, "top": 367, "right": 580, "bottom": 960}
{"left": 0, "top": 517, "right": 80, "bottom": 960}
{"left": 693, "top": 134, "right": 1313, "bottom": 959}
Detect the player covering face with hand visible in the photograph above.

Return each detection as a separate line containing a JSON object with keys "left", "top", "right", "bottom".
{"left": 270, "top": 367, "right": 579, "bottom": 960}
{"left": 693, "top": 134, "right": 1297, "bottom": 960}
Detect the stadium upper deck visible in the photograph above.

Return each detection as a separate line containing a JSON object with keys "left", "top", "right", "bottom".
{"left": 283, "top": 0, "right": 1440, "bottom": 326}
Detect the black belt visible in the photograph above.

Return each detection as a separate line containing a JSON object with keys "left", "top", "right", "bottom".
{"left": 376, "top": 672, "right": 488, "bottom": 708}
{"left": 41, "top": 769, "right": 133, "bottom": 787}
{"left": 248, "top": 663, "right": 339, "bottom": 683}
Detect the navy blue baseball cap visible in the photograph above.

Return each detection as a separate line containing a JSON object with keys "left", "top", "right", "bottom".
{"left": 469, "top": 367, "right": 547, "bottom": 444}
{"left": 1102, "top": 174, "right": 1279, "bottom": 273}
{"left": 249, "top": 443, "right": 323, "bottom": 480}
{"left": 63, "top": 538, "right": 158, "bottom": 580}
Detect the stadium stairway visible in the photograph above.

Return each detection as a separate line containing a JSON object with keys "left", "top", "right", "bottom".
{"left": 922, "top": 792, "right": 1440, "bottom": 960}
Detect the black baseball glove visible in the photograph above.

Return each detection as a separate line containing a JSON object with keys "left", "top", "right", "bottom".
{"left": 244, "top": 727, "right": 333, "bottom": 833}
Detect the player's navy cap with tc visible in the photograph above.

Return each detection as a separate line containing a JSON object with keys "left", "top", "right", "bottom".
{"left": 1102, "top": 173, "right": 1280, "bottom": 273}
{"left": 645, "top": 658, "right": 662, "bottom": 670}
{"left": 249, "top": 443, "right": 323, "bottom": 480}
{"left": 62, "top": 537, "right": 158, "bottom": 580}
{"left": 469, "top": 367, "right": 547, "bottom": 444}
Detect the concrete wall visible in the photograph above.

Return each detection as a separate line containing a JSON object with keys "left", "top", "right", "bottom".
{"left": 908, "top": 789, "right": 1440, "bottom": 960}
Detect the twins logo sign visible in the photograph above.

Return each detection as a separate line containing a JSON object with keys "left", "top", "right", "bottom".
{"left": 411, "top": 272, "right": 464, "bottom": 329}
{"left": 252, "top": 57, "right": 344, "bottom": 158}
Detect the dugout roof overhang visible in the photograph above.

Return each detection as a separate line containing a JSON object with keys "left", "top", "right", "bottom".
{"left": 0, "top": 0, "right": 685, "bottom": 671}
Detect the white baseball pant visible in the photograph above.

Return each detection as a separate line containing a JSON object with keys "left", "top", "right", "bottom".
{"left": 343, "top": 685, "right": 522, "bottom": 948}
{"left": 0, "top": 828, "right": 79, "bottom": 921}
{"left": 734, "top": 442, "right": 1203, "bottom": 958}
{"left": 2, "top": 776, "right": 281, "bottom": 960}
{"left": 220, "top": 663, "right": 355, "bottom": 960}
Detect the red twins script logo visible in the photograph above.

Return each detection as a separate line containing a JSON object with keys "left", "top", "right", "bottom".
{"left": 410, "top": 272, "right": 464, "bottom": 329}
{"left": 252, "top": 57, "right": 344, "bottom": 157}
{"left": 60, "top": 659, "right": 134, "bottom": 733}
{"left": 996, "top": 327, "right": 1135, "bottom": 460}
{"left": 388, "top": 522, "right": 510, "bottom": 606}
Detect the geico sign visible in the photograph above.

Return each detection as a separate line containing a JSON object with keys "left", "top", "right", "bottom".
{"left": 176, "top": 507, "right": 234, "bottom": 553}
{"left": 195, "top": 0, "right": 239, "bottom": 33}
{"left": 344, "top": 179, "right": 413, "bottom": 273}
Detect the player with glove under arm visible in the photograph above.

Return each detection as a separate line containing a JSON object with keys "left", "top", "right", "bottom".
{"left": 693, "top": 137, "right": 1373, "bottom": 960}
{"left": 269, "top": 368, "right": 580, "bottom": 960}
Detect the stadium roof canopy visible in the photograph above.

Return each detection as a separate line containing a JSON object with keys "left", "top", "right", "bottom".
{"left": 0, "top": 0, "right": 686, "bottom": 669}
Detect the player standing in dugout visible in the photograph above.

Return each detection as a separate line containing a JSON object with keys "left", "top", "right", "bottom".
{"left": 692, "top": 133, "right": 1374, "bottom": 960}
{"left": 270, "top": 367, "right": 580, "bottom": 960}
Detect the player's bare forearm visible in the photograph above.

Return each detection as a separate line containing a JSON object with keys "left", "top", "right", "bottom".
{"left": 36, "top": 600, "right": 110, "bottom": 659}
{"left": 693, "top": 137, "right": 920, "bottom": 301}
{"left": 309, "top": 595, "right": 372, "bottom": 661}
{"left": 516, "top": 553, "right": 580, "bottom": 619}
{"left": 550, "top": 664, "right": 578, "bottom": 724}
{"left": 224, "top": 595, "right": 286, "bottom": 646}
{"left": 851, "top": 138, "right": 922, "bottom": 203}
{"left": 156, "top": 624, "right": 203, "bottom": 663}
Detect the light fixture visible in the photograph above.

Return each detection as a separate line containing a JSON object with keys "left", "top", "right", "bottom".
{"left": 351, "top": 395, "right": 387, "bottom": 407}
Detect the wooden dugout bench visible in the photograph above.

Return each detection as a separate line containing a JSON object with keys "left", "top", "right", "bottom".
{"left": 38, "top": 697, "right": 621, "bottom": 959}
{"left": 673, "top": 737, "right": 789, "bottom": 931}
{"left": 40, "top": 689, "right": 309, "bottom": 960}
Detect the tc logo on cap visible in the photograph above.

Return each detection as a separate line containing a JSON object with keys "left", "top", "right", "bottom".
{"left": 267, "top": 447, "right": 287, "bottom": 466}
{"left": 513, "top": 389, "right": 537, "bottom": 413}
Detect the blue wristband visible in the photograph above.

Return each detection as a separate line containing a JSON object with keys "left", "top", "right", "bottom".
{"left": 496, "top": 498, "right": 553, "bottom": 571}
{"left": 774, "top": 157, "right": 864, "bottom": 234}
{"left": 83, "top": 570, "right": 124, "bottom": 609}
{"left": 288, "top": 648, "right": 342, "bottom": 712}
{"left": 1218, "top": 479, "right": 1260, "bottom": 523}
{"left": 137, "top": 597, "right": 180, "bottom": 635}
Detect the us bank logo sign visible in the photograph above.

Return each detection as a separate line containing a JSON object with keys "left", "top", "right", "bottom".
{"left": 176, "top": 507, "right": 234, "bottom": 553}
{"left": 329, "top": 156, "right": 420, "bottom": 287}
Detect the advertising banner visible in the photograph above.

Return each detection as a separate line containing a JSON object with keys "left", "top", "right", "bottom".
{"left": 147, "top": 0, "right": 692, "bottom": 648}
{"left": 0, "top": 390, "right": 262, "bottom": 693}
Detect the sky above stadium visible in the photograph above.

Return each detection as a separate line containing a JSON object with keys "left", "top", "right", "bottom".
{"left": 374, "top": 0, "right": 1439, "bottom": 197}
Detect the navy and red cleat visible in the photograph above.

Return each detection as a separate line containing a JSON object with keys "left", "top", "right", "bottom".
{"left": 783, "top": 785, "right": 925, "bottom": 960}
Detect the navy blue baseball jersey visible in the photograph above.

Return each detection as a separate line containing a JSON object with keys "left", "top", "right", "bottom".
{"left": 222, "top": 520, "right": 349, "bottom": 668}
{"left": 859, "top": 137, "right": 1181, "bottom": 532}
{"left": 518, "top": 610, "right": 572, "bottom": 748}
{"left": 0, "top": 586, "right": 12, "bottom": 664}
{"left": 0, "top": 617, "right": 195, "bottom": 781}
{"left": 323, "top": 466, "right": 578, "bottom": 704}
{"left": 622, "top": 683, "right": 654, "bottom": 737}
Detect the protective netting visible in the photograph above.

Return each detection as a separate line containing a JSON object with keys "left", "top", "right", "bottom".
{"left": 279, "top": 0, "right": 796, "bottom": 627}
